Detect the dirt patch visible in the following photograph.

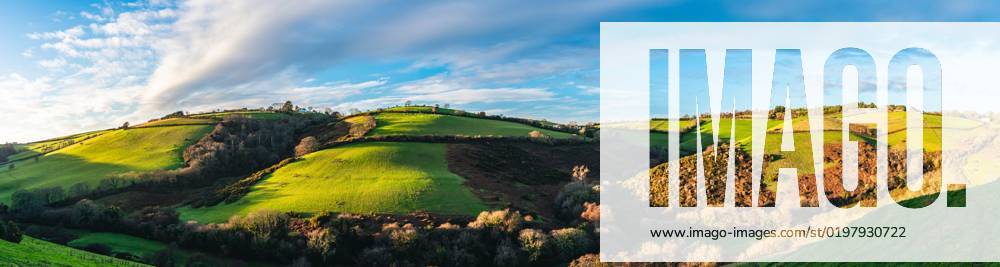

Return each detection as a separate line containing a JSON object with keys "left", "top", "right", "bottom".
{"left": 446, "top": 142, "right": 599, "bottom": 223}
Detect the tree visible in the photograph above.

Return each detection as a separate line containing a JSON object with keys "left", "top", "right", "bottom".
{"left": 280, "top": 101, "right": 295, "bottom": 113}
{"left": 231, "top": 210, "right": 289, "bottom": 240}
{"left": 69, "top": 183, "right": 91, "bottom": 197}
{"left": 294, "top": 136, "right": 319, "bottom": 157}
{"left": 120, "top": 121, "right": 130, "bottom": 129}
{"left": 0, "top": 220, "right": 22, "bottom": 243}
{"left": 404, "top": 100, "right": 412, "bottom": 106}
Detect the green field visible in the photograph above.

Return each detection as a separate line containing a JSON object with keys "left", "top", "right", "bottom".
{"left": 137, "top": 117, "right": 217, "bottom": 127}
{"left": 0, "top": 236, "right": 147, "bottom": 266}
{"left": 179, "top": 142, "right": 488, "bottom": 223}
{"left": 190, "top": 111, "right": 289, "bottom": 120}
{"left": 6, "top": 130, "right": 109, "bottom": 162}
{"left": 653, "top": 118, "right": 783, "bottom": 155}
{"left": 68, "top": 232, "right": 166, "bottom": 259}
{"left": 383, "top": 105, "right": 458, "bottom": 114}
{"left": 368, "top": 113, "right": 576, "bottom": 138}
{"left": 0, "top": 125, "right": 213, "bottom": 202}
{"left": 649, "top": 118, "right": 697, "bottom": 132}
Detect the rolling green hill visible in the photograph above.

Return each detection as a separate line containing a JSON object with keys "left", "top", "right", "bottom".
{"left": 6, "top": 130, "right": 109, "bottom": 162}
{"left": 137, "top": 117, "right": 217, "bottom": 127}
{"left": 0, "top": 236, "right": 147, "bottom": 266}
{"left": 179, "top": 142, "right": 488, "bottom": 223}
{"left": 368, "top": 112, "right": 576, "bottom": 138}
{"left": 0, "top": 125, "right": 213, "bottom": 201}
{"left": 189, "top": 111, "right": 290, "bottom": 120}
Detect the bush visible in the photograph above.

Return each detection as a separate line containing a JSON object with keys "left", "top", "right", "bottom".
{"left": 295, "top": 136, "right": 320, "bottom": 157}
{"left": 528, "top": 130, "right": 545, "bottom": 138}
{"left": 493, "top": 240, "right": 525, "bottom": 267}
{"left": 80, "top": 243, "right": 113, "bottom": 255}
{"left": 550, "top": 228, "right": 593, "bottom": 261}
{"left": 306, "top": 228, "right": 336, "bottom": 261}
{"left": 518, "top": 229, "right": 551, "bottom": 263}
{"left": 554, "top": 182, "right": 598, "bottom": 220}
{"left": 468, "top": 209, "right": 523, "bottom": 233}
{"left": 357, "top": 246, "right": 393, "bottom": 266}
{"left": 0, "top": 220, "right": 22, "bottom": 243}
{"left": 568, "top": 254, "right": 609, "bottom": 267}
{"left": 231, "top": 210, "right": 289, "bottom": 240}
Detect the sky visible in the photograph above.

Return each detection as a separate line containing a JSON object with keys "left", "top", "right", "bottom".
{"left": 1, "top": 0, "right": 999, "bottom": 143}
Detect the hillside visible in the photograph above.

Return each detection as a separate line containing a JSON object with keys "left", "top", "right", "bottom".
{"left": 178, "top": 107, "right": 587, "bottom": 223}
{"left": 0, "top": 125, "right": 213, "bottom": 201}
{"left": 179, "top": 142, "right": 488, "bottom": 223}
{"left": 369, "top": 112, "right": 575, "bottom": 138}
{"left": 0, "top": 236, "right": 147, "bottom": 266}
{"left": 1, "top": 104, "right": 990, "bottom": 266}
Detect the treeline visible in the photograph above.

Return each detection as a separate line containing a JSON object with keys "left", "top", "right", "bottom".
{"left": 7, "top": 187, "right": 600, "bottom": 266}
{"left": 5, "top": 162, "right": 601, "bottom": 266}
{"left": 0, "top": 144, "right": 16, "bottom": 163}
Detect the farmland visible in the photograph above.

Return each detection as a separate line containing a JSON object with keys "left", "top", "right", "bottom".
{"left": 179, "top": 142, "right": 488, "bottom": 223}
{"left": 0, "top": 125, "right": 213, "bottom": 201}
{"left": 0, "top": 236, "right": 147, "bottom": 266}
{"left": 368, "top": 112, "right": 576, "bottom": 138}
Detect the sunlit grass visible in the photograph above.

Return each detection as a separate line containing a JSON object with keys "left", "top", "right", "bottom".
{"left": 178, "top": 142, "right": 488, "bottom": 223}
{"left": 0, "top": 236, "right": 147, "bottom": 266}
{"left": 368, "top": 113, "right": 576, "bottom": 138}
{"left": 0, "top": 125, "right": 213, "bottom": 202}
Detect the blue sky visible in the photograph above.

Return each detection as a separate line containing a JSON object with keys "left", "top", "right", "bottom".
{"left": 1, "top": 0, "right": 998, "bottom": 143}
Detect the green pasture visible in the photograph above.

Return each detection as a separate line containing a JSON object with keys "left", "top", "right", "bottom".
{"left": 178, "top": 142, "right": 488, "bottom": 223}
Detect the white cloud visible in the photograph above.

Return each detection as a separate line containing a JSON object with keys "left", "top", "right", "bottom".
{"left": 6, "top": 0, "right": 635, "bottom": 142}
{"left": 38, "top": 58, "right": 68, "bottom": 69}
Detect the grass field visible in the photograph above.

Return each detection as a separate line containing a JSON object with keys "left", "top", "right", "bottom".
{"left": 190, "top": 111, "right": 289, "bottom": 120}
{"left": 68, "top": 232, "right": 166, "bottom": 258}
{"left": 6, "top": 130, "right": 109, "bottom": 162}
{"left": 0, "top": 236, "right": 147, "bottom": 266}
{"left": 0, "top": 125, "right": 213, "bottom": 202}
{"left": 368, "top": 113, "right": 576, "bottom": 138}
{"left": 137, "top": 117, "right": 217, "bottom": 127}
{"left": 383, "top": 106, "right": 458, "bottom": 114}
{"left": 178, "top": 142, "right": 488, "bottom": 223}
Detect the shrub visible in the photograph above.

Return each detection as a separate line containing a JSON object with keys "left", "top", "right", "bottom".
{"left": 528, "top": 130, "right": 545, "bottom": 138}
{"left": 357, "top": 246, "right": 393, "bottom": 266}
{"left": 554, "top": 182, "right": 598, "bottom": 220}
{"left": 568, "top": 254, "right": 609, "bottom": 267}
{"left": 518, "top": 229, "right": 551, "bottom": 263}
{"left": 295, "top": 136, "right": 320, "bottom": 157}
{"left": 231, "top": 210, "right": 289, "bottom": 240}
{"left": 468, "top": 209, "right": 523, "bottom": 233}
{"left": 306, "top": 228, "right": 336, "bottom": 261}
{"left": 69, "top": 183, "right": 91, "bottom": 198}
{"left": 494, "top": 240, "right": 525, "bottom": 267}
{"left": 0, "top": 220, "right": 22, "bottom": 243}
{"left": 10, "top": 189, "right": 45, "bottom": 218}
{"left": 580, "top": 202, "right": 599, "bottom": 222}
{"left": 550, "top": 228, "right": 593, "bottom": 261}
{"left": 383, "top": 223, "right": 420, "bottom": 251}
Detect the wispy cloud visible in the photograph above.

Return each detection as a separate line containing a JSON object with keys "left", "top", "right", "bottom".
{"left": 5, "top": 0, "right": 648, "bottom": 142}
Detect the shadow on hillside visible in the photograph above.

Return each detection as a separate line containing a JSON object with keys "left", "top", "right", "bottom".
{"left": 0, "top": 153, "right": 133, "bottom": 201}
